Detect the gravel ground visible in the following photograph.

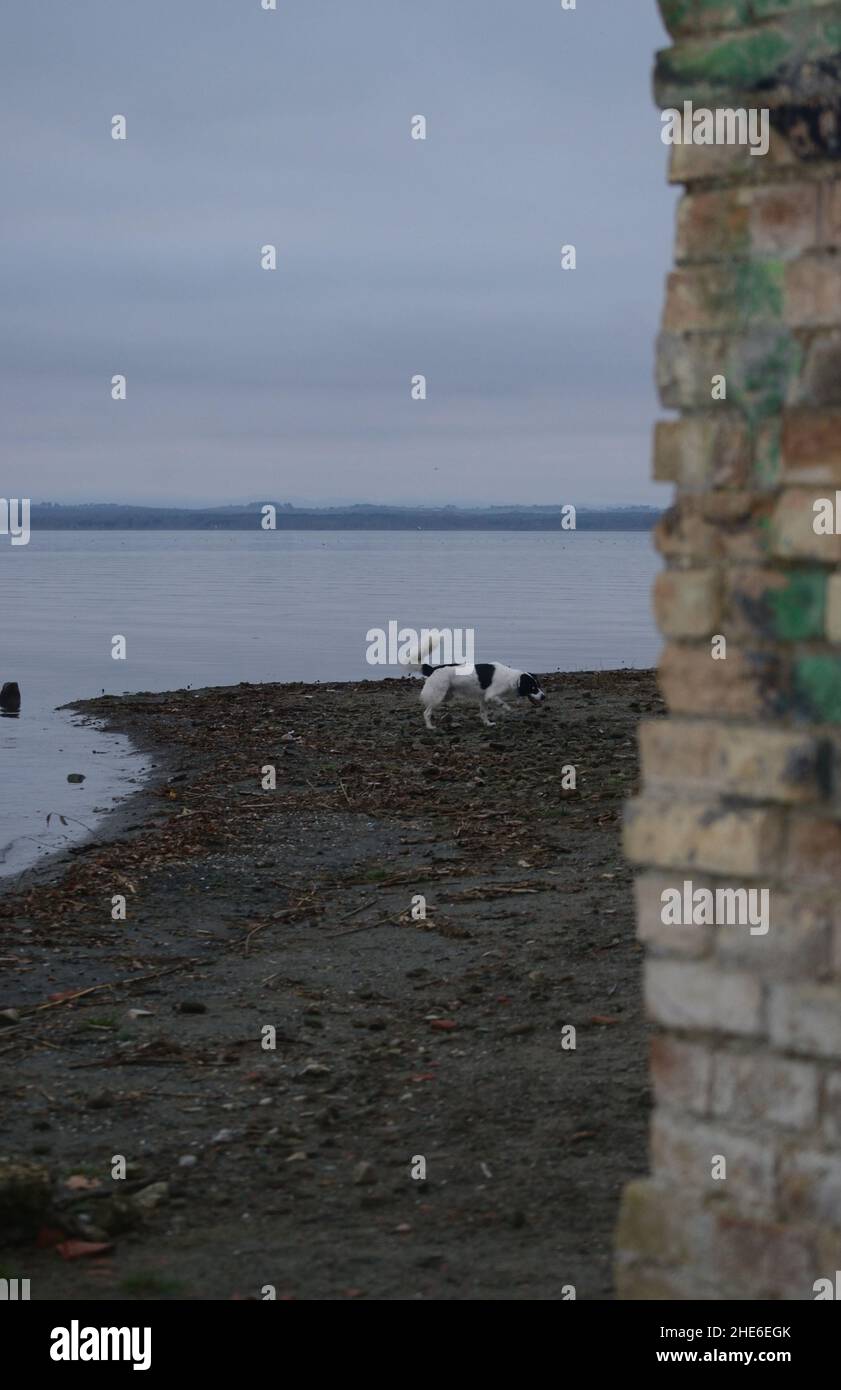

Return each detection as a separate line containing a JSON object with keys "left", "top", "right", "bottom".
{"left": 0, "top": 667, "right": 663, "bottom": 1301}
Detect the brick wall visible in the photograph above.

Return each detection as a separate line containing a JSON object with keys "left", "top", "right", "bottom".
{"left": 617, "top": 0, "right": 841, "bottom": 1300}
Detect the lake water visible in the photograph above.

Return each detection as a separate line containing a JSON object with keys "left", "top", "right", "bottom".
{"left": 0, "top": 530, "right": 660, "bottom": 878}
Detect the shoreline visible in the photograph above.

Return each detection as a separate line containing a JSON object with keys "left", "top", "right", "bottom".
{"left": 0, "top": 668, "right": 663, "bottom": 1301}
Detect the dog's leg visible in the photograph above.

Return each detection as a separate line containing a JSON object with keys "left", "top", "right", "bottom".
{"left": 424, "top": 707, "right": 436, "bottom": 731}
{"left": 479, "top": 701, "right": 495, "bottom": 727}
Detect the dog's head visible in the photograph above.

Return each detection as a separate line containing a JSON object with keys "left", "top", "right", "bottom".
{"left": 517, "top": 672, "right": 546, "bottom": 706}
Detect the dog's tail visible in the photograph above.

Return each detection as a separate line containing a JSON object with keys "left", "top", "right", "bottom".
{"left": 401, "top": 631, "right": 437, "bottom": 670}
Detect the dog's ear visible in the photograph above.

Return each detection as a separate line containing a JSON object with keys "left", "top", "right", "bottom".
{"left": 517, "top": 673, "right": 534, "bottom": 697}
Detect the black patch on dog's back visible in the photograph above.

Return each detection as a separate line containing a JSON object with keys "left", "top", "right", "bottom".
{"left": 421, "top": 662, "right": 461, "bottom": 677}
{"left": 475, "top": 663, "right": 496, "bottom": 690}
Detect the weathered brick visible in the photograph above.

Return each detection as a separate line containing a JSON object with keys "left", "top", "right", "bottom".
{"left": 751, "top": 183, "right": 820, "bottom": 257}
{"left": 640, "top": 717, "right": 822, "bottom": 802}
{"left": 821, "top": 1071, "right": 841, "bottom": 1144}
{"left": 785, "top": 255, "right": 841, "bottom": 328}
{"left": 656, "top": 14, "right": 841, "bottom": 110}
{"left": 779, "top": 1150, "right": 841, "bottom": 1225}
{"left": 668, "top": 128, "right": 796, "bottom": 184}
{"left": 626, "top": 795, "right": 784, "bottom": 875}
{"left": 646, "top": 958, "right": 763, "bottom": 1034}
{"left": 711, "top": 1049, "right": 819, "bottom": 1130}
{"left": 822, "top": 178, "right": 841, "bottom": 250}
{"left": 782, "top": 408, "right": 841, "bottom": 484}
{"left": 651, "top": 1034, "right": 714, "bottom": 1113}
{"left": 635, "top": 871, "right": 715, "bottom": 957}
{"left": 676, "top": 189, "right": 751, "bottom": 262}
{"left": 794, "top": 654, "right": 841, "bottom": 722}
{"left": 658, "top": 643, "right": 785, "bottom": 718}
{"left": 653, "top": 567, "right": 722, "bottom": 637}
{"left": 726, "top": 567, "right": 826, "bottom": 641}
{"left": 826, "top": 572, "right": 841, "bottom": 640}
{"left": 655, "top": 493, "right": 774, "bottom": 563}
{"left": 615, "top": 1178, "right": 704, "bottom": 1278}
{"left": 656, "top": 416, "right": 752, "bottom": 489}
{"left": 769, "top": 981, "right": 841, "bottom": 1058}
{"left": 659, "top": 328, "right": 802, "bottom": 419}
{"left": 785, "top": 815, "right": 841, "bottom": 883}
{"left": 664, "top": 263, "right": 784, "bottom": 332}
{"left": 797, "top": 330, "right": 841, "bottom": 408}
{"left": 652, "top": 1112, "right": 775, "bottom": 1210}
{"left": 713, "top": 1213, "right": 821, "bottom": 1300}
{"left": 770, "top": 487, "right": 841, "bottom": 561}
{"left": 658, "top": 0, "right": 751, "bottom": 38}
{"left": 716, "top": 888, "right": 833, "bottom": 979}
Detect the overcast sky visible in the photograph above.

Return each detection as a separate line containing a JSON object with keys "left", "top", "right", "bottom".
{"left": 2, "top": 0, "right": 673, "bottom": 507}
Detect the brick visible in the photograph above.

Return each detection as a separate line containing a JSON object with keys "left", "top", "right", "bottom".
{"left": 651, "top": 1034, "right": 713, "bottom": 1113}
{"left": 753, "top": 0, "right": 838, "bottom": 18}
{"left": 640, "top": 717, "right": 823, "bottom": 801}
{"left": 821, "top": 1071, "right": 841, "bottom": 1144}
{"left": 655, "top": 501, "right": 720, "bottom": 560}
{"left": 676, "top": 184, "right": 819, "bottom": 264}
{"left": 615, "top": 1178, "right": 695, "bottom": 1266}
{"left": 785, "top": 255, "right": 841, "bottom": 328}
{"left": 769, "top": 981, "right": 841, "bottom": 1058}
{"left": 828, "top": 573, "right": 841, "bottom": 640}
{"left": 716, "top": 889, "right": 833, "bottom": 979}
{"left": 653, "top": 567, "right": 722, "bottom": 637}
{"left": 652, "top": 1112, "right": 775, "bottom": 1210}
{"left": 782, "top": 408, "right": 841, "bottom": 484}
{"left": 779, "top": 1150, "right": 841, "bottom": 1224}
{"left": 711, "top": 1049, "right": 819, "bottom": 1129}
{"left": 822, "top": 179, "right": 841, "bottom": 249}
{"left": 676, "top": 189, "right": 751, "bottom": 262}
{"left": 658, "top": 0, "right": 751, "bottom": 38}
{"left": 655, "top": 493, "right": 774, "bottom": 564}
{"left": 658, "top": 328, "right": 801, "bottom": 419}
{"left": 794, "top": 654, "right": 841, "bottom": 722}
{"left": 726, "top": 567, "right": 826, "bottom": 641}
{"left": 635, "top": 871, "right": 715, "bottom": 957}
{"left": 713, "top": 1213, "right": 820, "bottom": 1300}
{"left": 664, "top": 263, "right": 784, "bottom": 332}
{"left": 668, "top": 127, "right": 797, "bottom": 184}
{"left": 625, "top": 795, "right": 784, "bottom": 875}
{"left": 645, "top": 958, "right": 763, "bottom": 1034}
{"left": 751, "top": 183, "right": 820, "bottom": 257}
{"left": 655, "top": 416, "right": 752, "bottom": 489}
{"left": 656, "top": 15, "right": 841, "bottom": 109}
{"left": 797, "top": 330, "right": 841, "bottom": 408}
{"left": 786, "top": 815, "right": 841, "bottom": 883}
{"left": 770, "top": 487, "right": 841, "bottom": 561}
{"left": 658, "top": 643, "right": 785, "bottom": 718}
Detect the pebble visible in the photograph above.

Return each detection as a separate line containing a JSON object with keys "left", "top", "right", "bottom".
{"left": 352, "top": 1161, "right": 376, "bottom": 1185}
{"left": 178, "top": 1155, "right": 198, "bottom": 1168}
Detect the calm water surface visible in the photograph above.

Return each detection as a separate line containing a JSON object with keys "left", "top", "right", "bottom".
{"left": 0, "top": 530, "right": 660, "bottom": 877}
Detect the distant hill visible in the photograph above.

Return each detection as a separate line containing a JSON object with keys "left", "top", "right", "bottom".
{"left": 30, "top": 503, "right": 660, "bottom": 531}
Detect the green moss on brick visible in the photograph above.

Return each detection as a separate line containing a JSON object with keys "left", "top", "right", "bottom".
{"left": 659, "top": 0, "right": 751, "bottom": 34}
{"left": 661, "top": 30, "right": 789, "bottom": 88}
{"left": 734, "top": 332, "right": 802, "bottom": 429}
{"left": 753, "top": 0, "right": 830, "bottom": 17}
{"left": 794, "top": 654, "right": 841, "bottom": 722}
{"left": 769, "top": 571, "right": 826, "bottom": 639}
{"left": 734, "top": 260, "right": 785, "bottom": 321}
{"left": 754, "top": 420, "right": 782, "bottom": 488}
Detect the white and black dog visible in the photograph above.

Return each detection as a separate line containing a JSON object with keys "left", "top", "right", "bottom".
{"left": 405, "top": 639, "right": 546, "bottom": 730}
